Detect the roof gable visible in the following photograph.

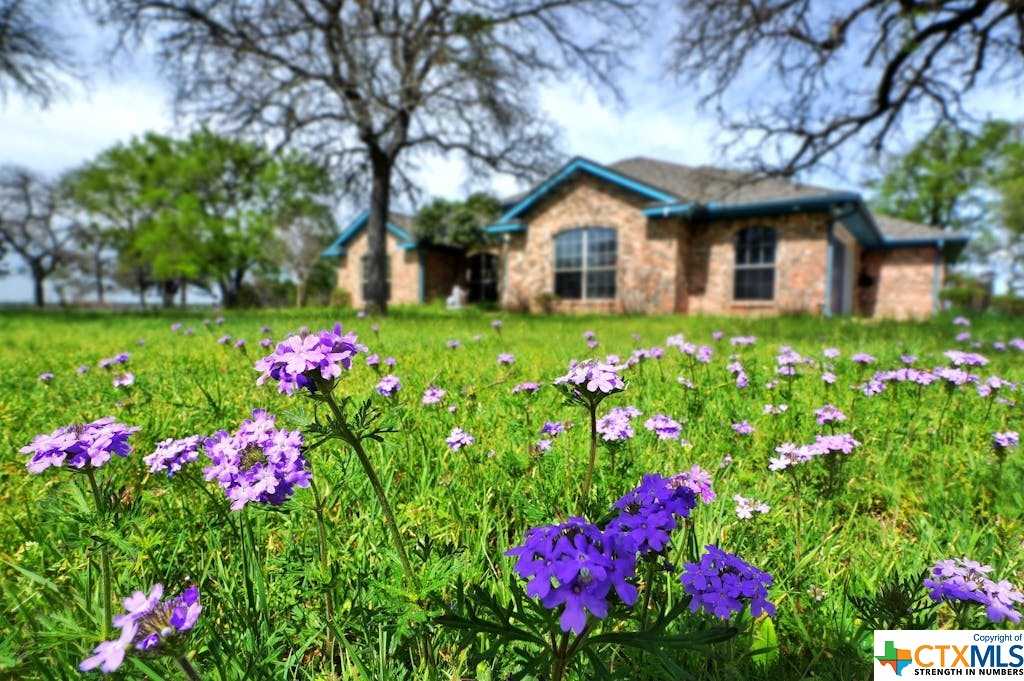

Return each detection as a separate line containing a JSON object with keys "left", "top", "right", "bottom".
{"left": 322, "top": 211, "right": 417, "bottom": 257}
{"left": 486, "top": 157, "right": 679, "bottom": 233}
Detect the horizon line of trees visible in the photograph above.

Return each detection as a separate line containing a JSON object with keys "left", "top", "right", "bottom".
{"left": 0, "top": 129, "right": 339, "bottom": 308}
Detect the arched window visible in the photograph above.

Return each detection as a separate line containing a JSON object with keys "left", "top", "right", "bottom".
{"left": 554, "top": 227, "right": 616, "bottom": 299}
{"left": 734, "top": 226, "right": 776, "bottom": 300}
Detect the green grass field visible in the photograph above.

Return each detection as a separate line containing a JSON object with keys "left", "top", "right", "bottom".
{"left": 1, "top": 307, "right": 1023, "bottom": 680}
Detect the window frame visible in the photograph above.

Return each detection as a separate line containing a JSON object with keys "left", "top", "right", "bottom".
{"left": 360, "top": 252, "right": 391, "bottom": 302}
{"left": 733, "top": 226, "right": 777, "bottom": 302}
{"left": 553, "top": 226, "right": 617, "bottom": 300}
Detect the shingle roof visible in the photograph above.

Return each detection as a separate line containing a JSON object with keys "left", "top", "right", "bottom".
{"left": 871, "top": 214, "right": 963, "bottom": 243}
{"left": 607, "top": 157, "right": 832, "bottom": 204}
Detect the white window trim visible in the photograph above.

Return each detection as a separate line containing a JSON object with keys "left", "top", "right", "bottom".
{"left": 553, "top": 227, "right": 617, "bottom": 300}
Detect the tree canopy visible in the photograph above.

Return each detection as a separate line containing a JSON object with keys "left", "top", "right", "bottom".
{"left": 413, "top": 193, "right": 501, "bottom": 250}
{"left": 88, "top": 0, "right": 644, "bottom": 313}
{"left": 670, "top": 0, "right": 1024, "bottom": 176}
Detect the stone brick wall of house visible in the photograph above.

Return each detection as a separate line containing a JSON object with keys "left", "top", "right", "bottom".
{"left": 857, "top": 246, "right": 938, "bottom": 319}
{"left": 334, "top": 229, "right": 420, "bottom": 307}
{"left": 501, "top": 174, "right": 680, "bottom": 314}
{"left": 683, "top": 213, "right": 831, "bottom": 315}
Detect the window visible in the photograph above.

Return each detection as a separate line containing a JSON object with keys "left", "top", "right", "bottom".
{"left": 360, "top": 253, "right": 391, "bottom": 301}
{"left": 554, "top": 227, "right": 616, "bottom": 299}
{"left": 734, "top": 226, "right": 776, "bottom": 300}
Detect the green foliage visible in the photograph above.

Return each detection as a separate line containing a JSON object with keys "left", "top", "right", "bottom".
{"left": 412, "top": 193, "right": 501, "bottom": 249}
{"left": 64, "top": 130, "right": 335, "bottom": 307}
{"left": 2, "top": 309, "right": 1024, "bottom": 680}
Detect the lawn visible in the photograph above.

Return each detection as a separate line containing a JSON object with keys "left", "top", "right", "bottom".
{"left": 1, "top": 307, "right": 1022, "bottom": 680}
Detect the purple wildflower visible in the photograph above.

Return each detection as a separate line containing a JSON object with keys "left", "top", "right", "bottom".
{"left": 491, "top": 319, "right": 503, "bottom": 331}
{"left": 851, "top": 353, "right": 876, "bottom": 365}
{"left": 112, "top": 372, "right": 135, "bottom": 389}
{"left": 823, "top": 347, "right": 840, "bottom": 359}
{"left": 553, "top": 359, "right": 625, "bottom": 402}
{"left": 541, "top": 421, "right": 566, "bottom": 437}
{"left": 365, "top": 353, "right": 380, "bottom": 368}
{"left": 259, "top": 338, "right": 273, "bottom": 349}
{"left": 76, "top": 364, "right": 90, "bottom": 375}
{"left": 731, "top": 421, "right": 754, "bottom": 436}
{"left": 144, "top": 435, "right": 202, "bottom": 477}
{"left": 506, "top": 517, "right": 637, "bottom": 634}
{"left": 446, "top": 339, "right": 461, "bottom": 350}
{"left": 254, "top": 323, "right": 364, "bottom": 395}
{"left": 497, "top": 352, "right": 515, "bottom": 366}
{"left": 384, "top": 356, "right": 396, "bottom": 367}
{"left": 375, "top": 374, "right": 401, "bottom": 398}
{"left": 680, "top": 546, "right": 775, "bottom": 619}
{"left": 814, "top": 404, "right": 846, "bottom": 425}
{"left": 944, "top": 350, "right": 989, "bottom": 367}
{"left": 512, "top": 381, "right": 540, "bottom": 395}
{"left": 953, "top": 316, "right": 971, "bottom": 326}
{"left": 670, "top": 465, "right": 716, "bottom": 503}
{"left": 446, "top": 427, "right": 475, "bottom": 451}
{"left": 80, "top": 584, "right": 201, "bottom": 673}
{"left": 730, "top": 335, "right": 757, "bottom": 347}
{"left": 994, "top": 431, "right": 1019, "bottom": 451}
{"left": 422, "top": 386, "right": 446, "bottom": 405}
{"left": 535, "top": 439, "right": 552, "bottom": 452}
{"left": 217, "top": 335, "right": 231, "bottom": 345}
{"left": 924, "top": 558, "right": 1023, "bottom": 624}
{"left": 763, "top": 404, "right": 788, "bottom": 415}
{"left": 203, "top": 409, "right": 310, "bottom": 511}
{"left": 234, "top": 338, "right": 246, "bottom": 350}
{"left": 597, "top": 407, "right": 640, "bottom": 442}
{"left": 609, "top": 474, "right": 697, "bottom": 554}
{"left": 644, "top": 414, "right": 681, "bottom": 440}
{"left": 171, "top": 323, "right": 182, "bottom": 333}
{"left": 20, "top": 417, "right": 140, "bottom": 474}
{"left": 38, "top": 372, "right": 53, "bottom": 383}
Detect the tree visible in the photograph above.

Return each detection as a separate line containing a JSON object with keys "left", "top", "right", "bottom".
{"left": 0, "top": 0, "right": 75, "bottom": 105}
{"left": 413, "top": 192, "right": 501, "bottom": 249}
{"left": 871, "top": 121, "right": 1014, "bottom": 232}
{"left": 0, "top": 166, "right": 75, "bottom": 306}
{"left": 90, "top": 0, "right": 643, "bottom": 313}
{"left": 669, "top": 1, "right": 1024, "bottom": 176}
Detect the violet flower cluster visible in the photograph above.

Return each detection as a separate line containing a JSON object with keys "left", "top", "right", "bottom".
{"left": 644, "top": 413, "right": 682, "bottom": 440}
{"left": 680, "top": 545, "right": 776, "bottom": 619}
{"left": 375, "top": 374, "right": 401, "bottom": 397}
{"left": 254, "top": 323, "right": 364, "bottom": 395}
{"left": 596, "top": 406, "right": 642, "bottom": 442}
{"left": 446, "top": 427, "right": 475, "bottom": 451}
{"left": 553, "top": 359, "right": 625, "bottom": 403}
{"left": 203, "top": 409, "right": 310, "bottom": 511}
{"left": 769, "top": 433, "right": 860, "bottom": 471}
{"left": 506, "top": 517, "right": 638, "bottom": 634}
{"left": 924, "top": 558, "right": 1024, "bottom": 624}
{"left": 608, "top": 473, "right": 697, "bottom": 554}
{"left": 669, "top": 465, "right": 716, "bottom": 503}
{"left": 144, "top": 435, "right": 202, "bottom": 477}
{"left": 21, "top": 418, "right": 140, "bottom": 474}
{"left": 80, "top": 583, "right": 201, "bottom": 673}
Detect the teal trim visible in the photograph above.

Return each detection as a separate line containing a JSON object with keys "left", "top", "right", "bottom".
{"left": 321, "top": 210, "right": 417, "bottom": 257}
{"left": 483, "top": 221, "right": 525, "bottom": 234}
{"left": 497, "top": 157, "right": 678, "bottom": 225}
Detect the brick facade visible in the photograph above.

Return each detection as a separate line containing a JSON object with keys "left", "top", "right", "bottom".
{"left": 857, "top": 246, "right": 938, "bottom": 319}
{"left": 496, "top": 173, "right": 940, "bottom": 318}
{"left": 334, "top": 229, "right": 420, "bottom": 307}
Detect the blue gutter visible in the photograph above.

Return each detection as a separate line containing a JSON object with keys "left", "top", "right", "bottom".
{"left": 484, "top": 221, "right": 525, "bottom": 235}
{"left": 322, "top": 210, "right": 417, "bottom": 257}
{"left": 483, "top": 156, "right": 679, "bottom": 233}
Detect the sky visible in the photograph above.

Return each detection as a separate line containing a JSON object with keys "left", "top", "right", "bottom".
{"left": 1, "top": 5, "right": 1020, "bottom": 303}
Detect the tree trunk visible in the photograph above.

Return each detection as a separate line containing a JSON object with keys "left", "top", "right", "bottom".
{"left": 161, "top": 280, "right": 177, "bottom": 308}
{"left": 296, "top": 279, "right": 307, "bottom": 308}
{"left": 31, "top": 264, "right": 45, "bottom": 307}
{"left": 365, "top": 150, "right": 393, "bottom": 315}
{"left": 180, "top": 279, "right": 187, "bottom": 307}
{"left": 94, "top": 251, "right": 105, "bottom": 305}
{"left": 136, "top": 270, "right": 147, "bottom": 311}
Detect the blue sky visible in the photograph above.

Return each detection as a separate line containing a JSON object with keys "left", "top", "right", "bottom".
{"left": 1, "top": 6, "right": 1019, "bottom": 302}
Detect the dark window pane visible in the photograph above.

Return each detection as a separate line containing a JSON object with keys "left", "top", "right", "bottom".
{"left": 734, "top": 268, "right": 774, "bottom": 300}
{"left": 736, "top": 226, "right": 776, "bottom": 266}
{"left": 586, "top": 269, "right": 616, "bottom": 299}
{"left": 587, "top": 228, "right": 617, "bottom": 267}
{"left": 555, "top": 230, "right": 583, "bottom": 269}
{"left": 555, "top": 271, "right": 582, "bottom": 299}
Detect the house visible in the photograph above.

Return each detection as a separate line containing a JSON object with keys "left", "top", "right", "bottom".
{"left": 322, "top": 210, "right": 498, "bottom": 308}
{"left": 325, "top": 155, "right": 967, "bottom": 318}
{"left": 483, "top": 156, "right": 967, "bottom": 318}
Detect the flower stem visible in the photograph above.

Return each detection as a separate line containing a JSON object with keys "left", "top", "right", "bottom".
{"left": 309, "top": 478, "right": 336, "bottom": 659}
{"left": 580, "top": 403, "right": 599, "bottom": 501}
{"left": 85, "top": 469, "right": 112, "bottom": 637}
{"left": 175, "top": 654, "right": 202, "bottom": 681}
{"left": 323, "top": 393, "right": 418, "bottom": 589}
{"left": 640, "top": 560, "right": 656, "bottom": 631}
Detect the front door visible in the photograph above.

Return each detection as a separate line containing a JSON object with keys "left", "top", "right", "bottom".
{"left": 830, "top": 238, "right": 847, "bottom": 314}
{"left": 468, "top": 253, "right": 498, "bottom": 303}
